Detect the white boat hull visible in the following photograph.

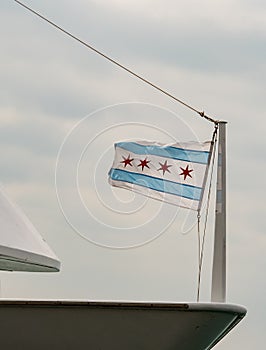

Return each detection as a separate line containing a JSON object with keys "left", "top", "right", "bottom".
{"left": 0, "top": 300, "right": 246, "bottom": 349}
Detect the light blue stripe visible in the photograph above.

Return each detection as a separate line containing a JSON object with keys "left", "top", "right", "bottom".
{"left": 109, "top": 168, "right": 201, "bottom": 201}
{"left": 116, "top": 142, "right": 209, "bottom": 165}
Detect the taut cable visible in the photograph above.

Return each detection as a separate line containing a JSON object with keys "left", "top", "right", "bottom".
{"left": 14, "top": 0, "right": 219, "bottom": 124}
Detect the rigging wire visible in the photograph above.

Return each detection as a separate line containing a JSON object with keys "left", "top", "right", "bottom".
{"left": 14, "top": 0, "right": 219, "bottom": 124}
{"left": 196, "top": 124, "right": 218, "bottom": 302}
{"left": 197, "top": 211, "right": 201, "bottom": 300}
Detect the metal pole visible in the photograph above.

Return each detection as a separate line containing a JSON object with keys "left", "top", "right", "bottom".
{"left": 211, "top": 122, "right": 227, "bottom": 302}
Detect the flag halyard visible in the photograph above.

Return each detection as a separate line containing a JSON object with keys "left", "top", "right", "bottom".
{"left": 108, "top": 140, "right": 212, "bottom": 211}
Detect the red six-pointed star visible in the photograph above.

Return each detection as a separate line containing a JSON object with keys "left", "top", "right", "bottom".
{"left": 180, "top": 165, "right": 193, "bottom": 180}
{"left": 120, "top": 154, "right": 134, "bottom": 167}
{"left": 157, "top": 160, "right": 172, "bottom": 175}
{"left": 138, "top": 158, "right": 150, "bottom": 171}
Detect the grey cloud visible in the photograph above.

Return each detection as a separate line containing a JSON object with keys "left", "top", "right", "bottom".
{"left": 5, "top": 1, "right": 266, "bottom": 80}
{"left": 0, "top": 2, "right": 265, "bottom": 349}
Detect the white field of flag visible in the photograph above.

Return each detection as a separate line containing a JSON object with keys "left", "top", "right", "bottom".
{"left": 108, "top": 140, "right": 212, "bottom": 211}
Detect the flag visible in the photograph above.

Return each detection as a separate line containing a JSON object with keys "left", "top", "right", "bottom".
{"left": 108, "top": 140, "right": 212, "bottom": 210}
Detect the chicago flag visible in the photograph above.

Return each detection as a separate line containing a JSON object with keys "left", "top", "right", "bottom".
{"left": 108, "top": 140, "right": 212, "bottom": 210}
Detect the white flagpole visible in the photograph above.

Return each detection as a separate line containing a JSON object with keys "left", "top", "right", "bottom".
{"left": 211, "top": 121, "right": 227, "bottom": 302}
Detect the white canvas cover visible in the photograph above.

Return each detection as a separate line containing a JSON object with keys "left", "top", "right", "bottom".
{"left": 0, "top": 186, "right": 60, "bottom": 272}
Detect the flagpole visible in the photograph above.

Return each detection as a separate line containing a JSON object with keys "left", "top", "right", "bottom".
{"left": 211, "top": 121, "right": 227, "bottom": 303}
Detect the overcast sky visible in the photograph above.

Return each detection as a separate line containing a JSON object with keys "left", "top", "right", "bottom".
{"left": 1, "top": 0, "right": 266, "bottom": 348}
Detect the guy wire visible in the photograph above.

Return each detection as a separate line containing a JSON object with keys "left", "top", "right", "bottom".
{"left": 14, "top": 0, "right": 219, "bottom": 124}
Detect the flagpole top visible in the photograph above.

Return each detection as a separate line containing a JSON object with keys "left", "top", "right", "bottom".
{"left": 197, "top": 112, "right": 227, "bottom": 125}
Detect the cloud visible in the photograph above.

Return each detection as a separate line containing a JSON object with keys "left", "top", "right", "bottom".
{"left": 0, "top": 2, "right": 265, "bottom": 348}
